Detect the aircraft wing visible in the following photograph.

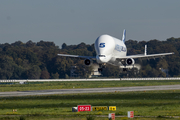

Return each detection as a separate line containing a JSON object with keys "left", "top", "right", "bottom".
{"left": 57, "top": 54, "right": 96, "bottom": 60}
{"left": 116, "top": 52, "right": 174, "bottom": 60}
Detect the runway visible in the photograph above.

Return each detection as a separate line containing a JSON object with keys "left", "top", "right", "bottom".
{"left": 0, "top": 85, "right": 180, "bottom": 97}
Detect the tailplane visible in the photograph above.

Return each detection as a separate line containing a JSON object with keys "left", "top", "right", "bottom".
{"left": 122, "top": 29, "right": 126, "bottom": 43}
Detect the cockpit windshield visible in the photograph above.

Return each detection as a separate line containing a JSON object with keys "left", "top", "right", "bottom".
{"left": 99, "top": 55, "right": 106, "bottom": 57}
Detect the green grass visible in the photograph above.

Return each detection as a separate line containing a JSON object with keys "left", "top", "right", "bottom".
{"left": 0, "top": 90, "right": 180, "bottom": 119}
{"left": 0, "top": 80, "right": 180, "bottom": 92}
{"left": 1, "top": 80, "right": 180, "bottom": 119}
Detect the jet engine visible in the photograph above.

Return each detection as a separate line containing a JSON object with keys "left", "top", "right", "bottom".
{"left": 126, "top": 58, "right": 135, "bottom": 65}
{"left": 84, "top": 59, "right": 92, "bottom": 66}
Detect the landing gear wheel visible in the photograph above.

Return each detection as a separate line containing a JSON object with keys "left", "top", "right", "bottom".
{"left": 123, "top": 68, "right": 128, "bottom": 72}
{"left": 98, "top": 68, "right": 103, "bottom": 72}
{"left": 102, "top": 66, "right": 106, "bottom": 69}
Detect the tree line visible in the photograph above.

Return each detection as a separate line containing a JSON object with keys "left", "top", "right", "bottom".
{"left": 0, "top": 37, "right": 179, "bottom": 79}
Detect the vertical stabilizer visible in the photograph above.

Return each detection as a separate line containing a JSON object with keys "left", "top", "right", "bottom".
{"left": 122, "top": 29, "right": 126, "bottom": 43}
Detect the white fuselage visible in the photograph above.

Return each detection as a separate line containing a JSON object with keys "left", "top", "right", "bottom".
{"left": 57, "top": 29, "right": 174, "bottom": 70}
{"left": 95, "top": 34, "right": 127, "bottom": 66}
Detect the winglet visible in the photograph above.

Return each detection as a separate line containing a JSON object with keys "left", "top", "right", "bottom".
{"left": 145, "top": 45, "right": 147, "bottom": 55}
{"left": 122, "top": 29, "right": 126, "bottom": 43}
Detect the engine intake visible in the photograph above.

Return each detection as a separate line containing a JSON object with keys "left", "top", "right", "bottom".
{"left": 84, "top": 59, "right": 92, "bottom": 66}
{"left": 126, "top": 58, "right": 135, "bottom": 65}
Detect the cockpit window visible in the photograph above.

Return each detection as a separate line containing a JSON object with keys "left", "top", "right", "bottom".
{"left": 99, "top": 55, "right": 106, "bottom": 57}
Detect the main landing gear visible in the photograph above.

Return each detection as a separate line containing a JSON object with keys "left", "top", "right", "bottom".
{"left": 98, "top": 64, "right": 106, "bottom": 73}
{"left": 123, "top": 68, "right": 128, "bottom": 72}
{"left": 98, "top": 68, "right": 103, "bottom": 72}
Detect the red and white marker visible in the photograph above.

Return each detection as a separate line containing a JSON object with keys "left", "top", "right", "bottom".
{"left": 128, "top": 111, "right": 134, "bottom": 118}
{"left": 108, "top": 113, "right": 115, "bottom": 120}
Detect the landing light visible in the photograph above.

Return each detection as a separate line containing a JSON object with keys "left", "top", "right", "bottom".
{"left": 99, "top": 55, "right": 106, "bottom": 57}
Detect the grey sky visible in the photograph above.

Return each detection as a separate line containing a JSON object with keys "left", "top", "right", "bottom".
{"left": 0, "top": 0, "right": 180, "bottom": 47}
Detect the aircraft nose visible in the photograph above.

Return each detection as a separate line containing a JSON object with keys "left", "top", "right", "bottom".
{"left": 97, "top": 55, "right": 109, "bottom": 63}
{"left": 99, "top": 57, "right": 104, "bottom": 62}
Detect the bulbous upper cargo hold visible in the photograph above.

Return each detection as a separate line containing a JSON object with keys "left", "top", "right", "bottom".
{"left": 94, "top": 35, "right": 115, "bottom": 63}
{"left": 95, "top": 35, "right": 115, "bottom": 56}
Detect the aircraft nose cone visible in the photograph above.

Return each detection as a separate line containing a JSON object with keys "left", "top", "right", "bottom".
{"left": 99, "top": 56, "right": 109, "bottom": 63}
{"left": 99, "top": 57, "right": 106, "bottom": 63}
{"left": 96, "top": 55, "right": 111, "bottom": 64}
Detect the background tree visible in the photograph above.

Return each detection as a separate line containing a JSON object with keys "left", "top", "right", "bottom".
{"left": 0, "top": 37, "right": 179, "bottom": 79}
{"left": 40, "top": 71, "right": 50, "bottom": 79}
{"left": 27, "top": 65, "right": 41, "bottom": 79}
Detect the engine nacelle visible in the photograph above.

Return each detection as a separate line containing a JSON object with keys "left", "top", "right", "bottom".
{"left": 126, "top": 58, "right": 135, "bottom": 65}
{"left": 84, "top": 59, "right": 92, "bottom": 66}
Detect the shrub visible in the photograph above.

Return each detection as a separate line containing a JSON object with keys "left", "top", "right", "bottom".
{"left": 19, "top": 116, "right": 26, "bottom": 120}
{"left": 86, "top": 115, "right": 95, "bottom": 120}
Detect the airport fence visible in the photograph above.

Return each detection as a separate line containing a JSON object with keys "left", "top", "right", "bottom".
{"left": 0, "top": 77, "right": 180, "bottom": 83}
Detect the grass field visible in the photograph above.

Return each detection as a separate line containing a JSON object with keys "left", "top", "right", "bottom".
{"left": 0, "top": 80, "right": 180, "bottom": 92}
{"left": 0, "top": 80, "right": 180, "bottom": 120}
{"left": 0, "top": 90, "right": 180, "bottom": 120}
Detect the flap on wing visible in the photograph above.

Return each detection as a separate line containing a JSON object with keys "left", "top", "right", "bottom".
{"left": 57, "top": 54, "right": 96, "bottom": 60}
{"left": 116, "top": 52, "right": 174, "bottom": 60}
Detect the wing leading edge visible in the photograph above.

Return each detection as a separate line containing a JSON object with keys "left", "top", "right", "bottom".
{"left": 57, "top": 54, "right": 96, "bottom": 60}
{"left": 116, "top": 52, "right": 174, "bottom": 60}
{"left": 117, "top": 44, "right": 174, "bottom": 60}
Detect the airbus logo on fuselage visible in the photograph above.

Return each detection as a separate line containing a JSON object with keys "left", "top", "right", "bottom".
{"left": 99, "top": 43, "right": 105, "bottom": 48}
{"left": 115, "top": 44, "right": 126, "bottom": 52}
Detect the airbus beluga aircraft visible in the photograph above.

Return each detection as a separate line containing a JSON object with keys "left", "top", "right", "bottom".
{"left": 58, "top": 30, "right": 174, "bottom": 72}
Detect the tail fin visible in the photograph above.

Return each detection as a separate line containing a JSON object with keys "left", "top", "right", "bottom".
{"left": 122, "top": 29, "right": 126, "bottom": 43}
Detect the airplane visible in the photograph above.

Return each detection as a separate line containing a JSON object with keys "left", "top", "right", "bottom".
{"left": 57, "top": 30, "right": 174, "bottom": 72}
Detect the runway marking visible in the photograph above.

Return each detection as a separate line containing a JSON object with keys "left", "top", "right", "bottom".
{"left": 0, "top": 85, "right": 180, "bottom": 97}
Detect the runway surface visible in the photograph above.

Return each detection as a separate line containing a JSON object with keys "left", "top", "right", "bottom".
{"left": 0, "top": 85, "right": 180, "bottom": 97}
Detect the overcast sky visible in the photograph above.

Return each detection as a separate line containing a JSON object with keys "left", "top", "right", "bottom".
{"left": 0, "top": 0, "right": 180, "bottom": 47}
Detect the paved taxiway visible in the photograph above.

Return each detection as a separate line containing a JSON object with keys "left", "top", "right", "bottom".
{"left": 0, "top": 85, "right": 180, "bottom": 97}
